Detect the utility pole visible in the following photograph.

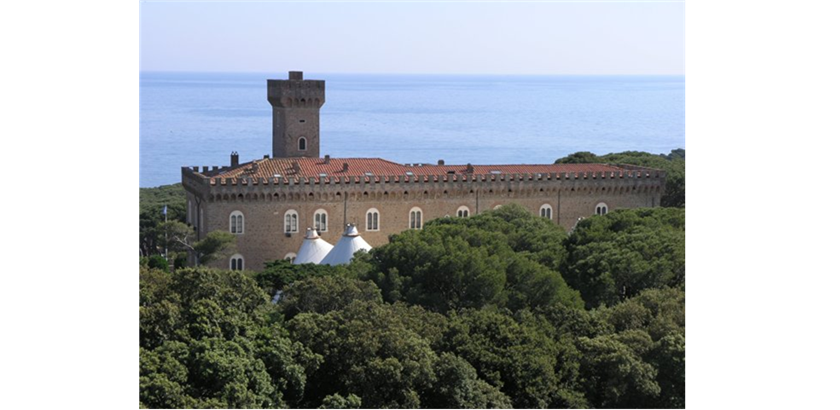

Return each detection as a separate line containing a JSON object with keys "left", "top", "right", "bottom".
{"left": 164, "top": 204, "right": 168, "bottom": 261}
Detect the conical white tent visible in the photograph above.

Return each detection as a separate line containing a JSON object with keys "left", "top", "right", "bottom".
{"left": 293, "top": 228, "right": 335, "bottom": 265}
{"left": 319, "top": 224, "right": 372, "bottom": 266}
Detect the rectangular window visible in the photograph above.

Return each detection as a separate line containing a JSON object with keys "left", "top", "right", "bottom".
{"left": 315, "top": 213, "right": 327, "bottom": 232}
{"left": 368, "top": 212, "right": 379, "bottom": 230}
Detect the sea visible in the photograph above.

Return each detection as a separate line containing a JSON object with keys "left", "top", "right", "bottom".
{"left": 140, "top": 72, "right": 684, "bottom": 188}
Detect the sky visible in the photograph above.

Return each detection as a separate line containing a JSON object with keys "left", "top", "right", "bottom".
{"left": 140, "top": 1, "right": 684, "bottom": 75}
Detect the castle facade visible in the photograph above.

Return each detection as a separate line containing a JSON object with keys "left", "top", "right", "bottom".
{"left": 181, "top": 72, "right": 666, "bottom": 270}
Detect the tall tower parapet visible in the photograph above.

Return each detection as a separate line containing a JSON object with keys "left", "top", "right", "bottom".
{"left": 267, "top": 71, "right": 325, "bottom": 158}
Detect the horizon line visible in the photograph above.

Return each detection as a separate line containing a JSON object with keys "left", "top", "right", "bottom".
{"left": 140, "top": 70, "right": 685, "bottom": 77}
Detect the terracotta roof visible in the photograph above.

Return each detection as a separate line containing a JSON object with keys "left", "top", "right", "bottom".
{"left": 198, "top": 157, "right": 632, "bottom": 182}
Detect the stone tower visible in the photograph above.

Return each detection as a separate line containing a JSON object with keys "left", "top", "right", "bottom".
{"left": 267, "top": 71, "right": 325, "bottom": 158}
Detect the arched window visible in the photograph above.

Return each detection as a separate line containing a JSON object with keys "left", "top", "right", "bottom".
{"left": 366, "top": 208, "right": 380, "bottom": 231}
{"left": 595, "top": 202, "right": 609, "bottom": 215}
{"left": 456, "top": 206, "right": 470, "bottom": 218}
{"left": 284, "top": 210, "right": 299, "bottom": 233}
{"left": 540, "top": 204, "right": 552, "bottom": 220}
{"left": 284, "top": 253, "right": 297, "bottom": 263}
{"left": 298, "top": 137, "right": 307, "bottom": 151}
{"left": 314, "top": 209, "right": 328, "bottom": 232}
{"left": 230, "top": 254, "right": 244, "bottom": 271}
{"left": 409, "top": 207, "right": 423, "bottom": 229}
{"left": 229, "top": 210, "right": 244, "bottom": 234}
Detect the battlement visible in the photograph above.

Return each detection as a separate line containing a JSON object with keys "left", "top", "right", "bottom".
{"left": 183, "top": 166, "right": 665, "bottom": 189}
{"left": 267, "top": 71, "right": 326, "bottom": 108}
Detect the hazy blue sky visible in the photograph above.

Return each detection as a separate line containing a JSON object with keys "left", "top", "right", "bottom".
{"left": 140, "top": 1, "right": 684, "bottom": 75}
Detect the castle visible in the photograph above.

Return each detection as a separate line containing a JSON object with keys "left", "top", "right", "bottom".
{"left": 181, "top": 71, "right": 666, "bottom": 270}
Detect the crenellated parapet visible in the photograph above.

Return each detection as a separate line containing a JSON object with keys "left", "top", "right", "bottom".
{"left": 182, "top": 165, "right": 666, "bottom": 204}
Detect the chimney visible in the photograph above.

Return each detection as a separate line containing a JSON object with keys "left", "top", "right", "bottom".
{"left": 230, "top": 151, "right": 239, "bottom": 167}
{"left": 263, "top": 154, "right": 269, "bottom": 159}
{"left": 289, "top": 71, "right": 303, "bottom": 80}
{"left": 324, "top": 155, "right": 331, "bottom": 164}
{"left": 342, "top": 162, "right": 349, "bottom": 172}
{"left": 466, "top": 163, "right": 474, "bottom": 174}
{"left": 292, "top": 161, "right": 301, "bottom": 174}
{"left": 437, "top": 159, "right": 445, "bottom": 166}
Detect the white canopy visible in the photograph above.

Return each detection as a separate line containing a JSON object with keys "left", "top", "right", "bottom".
{"left": 319, "top": 224, "right": 372, "bottom": 266}
{"left": 293, "top": 228, "right": 335, "bottom": 265}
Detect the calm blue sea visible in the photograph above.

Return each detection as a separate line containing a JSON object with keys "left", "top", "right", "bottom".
{"left": 140, "top": 72, "right": 684, "bottom": 188}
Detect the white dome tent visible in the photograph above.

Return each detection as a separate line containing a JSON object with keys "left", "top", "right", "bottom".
{"left": 293, "top": 228, "right": 335, "bottom": 265}
{"left": 319, "top": 224, "right": 372, "bottom": 266}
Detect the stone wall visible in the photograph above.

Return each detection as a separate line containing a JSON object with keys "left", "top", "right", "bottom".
{"left": 190, "top": 176, "right": 662, "bottom": 270}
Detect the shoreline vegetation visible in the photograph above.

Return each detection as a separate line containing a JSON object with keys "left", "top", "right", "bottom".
{"left": 140, "top": 149, "right": 685, "bottom": 408}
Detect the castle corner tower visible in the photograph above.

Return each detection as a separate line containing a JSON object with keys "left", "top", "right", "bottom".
{"left": 267, "top": 71, "right": 325, "bottom": 158}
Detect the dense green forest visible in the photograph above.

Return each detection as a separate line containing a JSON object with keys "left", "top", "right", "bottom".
{"left": 140, "top": 150, "right": 685, "bottom": 408}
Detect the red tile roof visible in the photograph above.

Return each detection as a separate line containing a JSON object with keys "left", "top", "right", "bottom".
{"left": 198, "top": 157, "right": 637, "bottom": 184}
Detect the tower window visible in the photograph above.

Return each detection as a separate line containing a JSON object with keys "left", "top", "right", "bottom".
{"left": 229, "top": 211, "right": 244, "bottom": 234}
{"left": 366, "top": 208, "right": 380, "bottom": 231}
{"left": 299, "top": 119, "right": 306, "bottom": 123}
{"left": 540, "top": 204, "right": 553, "bottom": 220}
{"left": 298, "top": 137, "right": 307, "bottom": 151}
{"left": 284, "top": 210, "right": 299, "bottom": 233}
{"left": 409, "top": 207, "right": 423, "bottom": 230}
{"left": 230, "top": 254, "right": 244, "bottom": 271}
{"left": 314, "top": 209, "right": 328, "bottom": 232}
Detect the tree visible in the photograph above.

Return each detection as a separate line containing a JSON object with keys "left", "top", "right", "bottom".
{"left": 159, "top": 221, "right": 236, "bottom": 266}
{"left": 149, "top": 255, "right": 170, "bottom": 271}
{"left": 556, "top": 151, "right": 599, "bottom": 164}
{"left": 563, "top": 208, "right": 685, "bottom": 308}
{"left": 425, "top": 352, "right": 513, "bottom": 409}
{"left": 318, "top": 393, "right": 362, "bottom": 409}
{"left": 253, "top": 259, "right": 340, "bottom": 297}
{"left": 576, "top": 334, "right": 661, "bottom": 408}
{"left": 288, "top": 300, "right": 440, "bottom": 408}
{"left": 442, "top": 307, "right": 563, "bottom": 408}
{"left": 362, "top": 207, "right": 583, "bottom": 313}
{"left": 430, "top": 204, "right": 569, "bottom": 272}
{"left": 648, "top": 332, "right": 685, "bottom": 408}
{"left": 588, "top": 287, "right": 685, "bottom": 408}
{"left": 140, "top": 183, "right": 187, "bottom": 257}
{"left": 364, "top": 226, "right": 509, "bottom": 312}
{"left": 280, "top": 275, "right": 383, "bottom": 318}
{"left": 139, "top": 266, "right": 320, "bottom": 408}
